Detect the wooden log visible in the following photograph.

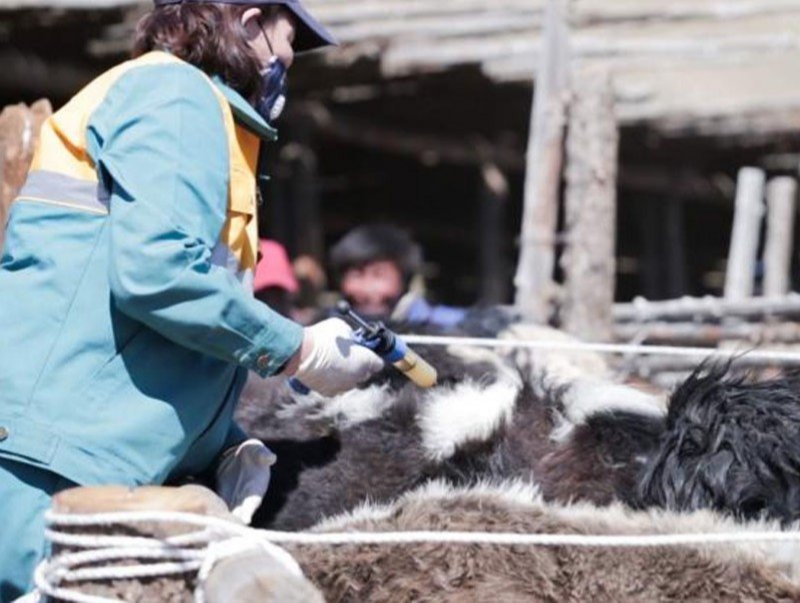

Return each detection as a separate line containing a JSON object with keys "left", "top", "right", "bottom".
{"left": 638, "top": 200, "right": 662, "bottom": 299}
{"left": 514, "top": 0, "right": 571, "bottom": 322}
{"left": 49, "top": 485, "right": 321, "bottom": 602}
{"left": 763, "top": 177, "right": 797, "bottom": 296}
{"left": 302, "top": 102, "right": 525, "bottom": 171}
{"left": 478, "top": 163, "right": 510, "bottom": 304}
{"left": 0, "top": 99, "right": 52, "bottom": 252}
{"left": 282, "top": 118, "right": 324, "bottom": 260}
{"left": 204, "top": 549, "right": 325, "bottom": 603}
{"left": 561, "top": 68, "right": 618, "bottom": 341}
{"left": 615, "top": 321, "right": 800, "bottom": 346}
{"left": 50, "top": 485, "right": 233, "bottom": 602}
{"left": 664, "top": 198, "right": 687, "bottom": 298}
{"left": 575, "top": 0, "right": 800, "bottom": 25}
{"left": 0, "top": 141, "right": 5, "bottom": 253}
{"left": 724, "top": 167, "right": 766, "bottom": 301}
{"left": 626, "top": 352, "right": 800, "bottom": 374}
{"left": 614, "top": 293, "right": 800, "bottom": 322}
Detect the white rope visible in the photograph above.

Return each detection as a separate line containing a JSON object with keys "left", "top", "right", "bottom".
{"left": 43, "top": 509, "right": 800, "bottom": 548}
{"left": 37, "top": 508, "right": 800, "bottom": 601}
{"left": 400, "top": 333, "right": 800, "bottom": 364}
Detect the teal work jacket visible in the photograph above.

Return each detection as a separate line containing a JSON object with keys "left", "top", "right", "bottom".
{"left": 0, "top": 52, "right": 303, "bottom": 487}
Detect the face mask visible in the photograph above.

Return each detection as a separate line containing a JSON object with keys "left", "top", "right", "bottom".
{"left": 255, "top": 56, "right": 288, "bottom": 125}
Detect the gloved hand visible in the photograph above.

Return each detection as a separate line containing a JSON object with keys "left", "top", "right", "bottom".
{"left": 215, "top": 439, "right": 276, "bottom": 524}
{"left": 290, "top": 318, "right": 385, "bottom": 397}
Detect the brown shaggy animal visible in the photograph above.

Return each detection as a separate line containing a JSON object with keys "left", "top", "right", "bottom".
{"left": 287, "top": 481, "right": 800, "bottom": 603}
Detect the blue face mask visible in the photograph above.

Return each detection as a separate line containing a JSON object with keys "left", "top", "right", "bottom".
{"left": 255, "top": 56, "right": 288, "bottom": 126}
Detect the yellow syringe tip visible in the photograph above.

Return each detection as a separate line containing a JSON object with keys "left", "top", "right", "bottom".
{"left": 393, "top": 348, "right": 438, "bottom": 388}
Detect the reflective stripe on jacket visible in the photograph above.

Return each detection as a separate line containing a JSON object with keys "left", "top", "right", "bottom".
{"left": 0, "top": 52, "right": 303, "bottom": 487}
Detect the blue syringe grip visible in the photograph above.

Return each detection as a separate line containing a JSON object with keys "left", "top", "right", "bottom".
{"left": 286, "top": 318, "right": 437, "bottom": 395}
{"left": 288, "top": 377, "right": 311, "bottom": 395}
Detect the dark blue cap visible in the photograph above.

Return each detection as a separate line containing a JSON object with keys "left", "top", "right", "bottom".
{"left": 153, "top": 0, "right": 337, "bottom": 52}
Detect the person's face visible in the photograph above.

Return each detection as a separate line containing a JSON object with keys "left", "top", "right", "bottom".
{"left": 241, "top": 7, "right": 296, "bottom": 69}
{"left": 340, "top": 260, "right": 405, "bottom": 319}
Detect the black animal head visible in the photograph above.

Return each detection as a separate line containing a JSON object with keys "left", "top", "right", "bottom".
{"left": 637, "top": 365, "right": 800, "bottom": 524}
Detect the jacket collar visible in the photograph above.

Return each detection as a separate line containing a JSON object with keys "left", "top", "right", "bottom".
{"left": 211, "top": 76, "right": 278, "bottom": 142}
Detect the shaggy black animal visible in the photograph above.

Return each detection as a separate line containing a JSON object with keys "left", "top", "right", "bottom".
{"left": 637, "top": 366, "right": 800, "bottom": 523}
{"left": 238, "top": 343, "right": 507, "bottom": 530}
{"left": 435, "top": 379, "right": 666, "bottom": 507}
{"left": 237, "top": 337, "right": 666, "bottom": 530}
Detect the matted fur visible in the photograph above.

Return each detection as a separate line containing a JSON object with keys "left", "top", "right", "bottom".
{"left": 288, "top": 481, "right": 800, "bottom": 603}
{"left": 637, "top": 366, "right": 800, "bottom": 524}
{"left": 236, "top": 335, "right": 669, "bottom": 530}
{"left": 418, "top": 374, "right": 522, "bottom": 462}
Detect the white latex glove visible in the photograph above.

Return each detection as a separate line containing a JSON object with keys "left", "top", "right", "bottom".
{"left": 291, "top": 318, "right": 385, "bottom": 397}
{"left": 215, "top": 439, "right": 276, "bottom": 524}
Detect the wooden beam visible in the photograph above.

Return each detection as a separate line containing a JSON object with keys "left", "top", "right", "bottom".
{"left": 724, "top": 167, "right": 766, "bottom": 301}
{"left": 513, "top": 0, "right": 571, "bottom": 322}
{"left": 575, "top": 0, "right": 800, "bottom": 26}
{"left": 615, "top": 321, "right": 800, "bottom": 346}
{"left": 763, "top": 177, "right": 798, "bottom": 296}
{"left": 478, "top": 163, "right": 510, "bottom": 304}
{"left": 0, "top": 140, "right": 5, "bottom": 254}
{"left": 561, "top": 68, "right": 618, "bottom": 341}
{"left": 614, "top": 293, "right": 800, "bottom": 322}
{"left": 299, "top": 102, "right": 525, "bottom": 170}
{"left": 664, "top": 198, "right": 688, "bottom": 298}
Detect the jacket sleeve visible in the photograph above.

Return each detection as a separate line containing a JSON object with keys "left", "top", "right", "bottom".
{"left": 86, "top": 63, "right": 303, "bottom": 377}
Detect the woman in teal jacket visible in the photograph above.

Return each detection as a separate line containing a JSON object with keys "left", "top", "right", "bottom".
{"left": 0, "top": 1, "right": 382, "bottom": 598}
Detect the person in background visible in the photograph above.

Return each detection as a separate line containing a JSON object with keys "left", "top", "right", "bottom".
{"left": 329, "top": 223, "right": 467, "bottom": 328}
{"left": 254, "top": 239, "right": 299, "bottom": 318}
{"left": 291, "top": 253, "right": 329, "bottom": 325}
{"left": 0, "top": 1, "right": 383, "bottom": 597}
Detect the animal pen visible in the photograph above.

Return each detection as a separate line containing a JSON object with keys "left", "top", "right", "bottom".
{"left": 7, "top": 0, "right": 800, "bottom": 599}
{"left": 4, "top": 0, "right": 800, "bottom": 376}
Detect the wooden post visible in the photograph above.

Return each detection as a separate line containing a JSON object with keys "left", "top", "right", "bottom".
{"left": 513, "top": 0, "right": 571, "bottom": 322}
{"left": 561, "top": 69, "right": 618, "bottom": 342}
{"left": 0, "top": 141, "right": 5, "bottom": 253}
{"left": 665, "top": 198, "right": 687, "bottom": 298}
{"left": 0, "top": 100, "right": 52, "bottom": 253}
{"left": 639, "top": 200, "right": 662, "bottom": 299}
{"left": 615, "top": 293, "right": 800, "bottom": 322}
{"left": 724, "top": 167, "right": 766, "bottom": 300}
{"left": 289, "top": 117, "right": 324, "bottom": 260}
{"left": 763, "top": 176, "right": 797, "bottom": 296}
{"left": 478, "top": 163, "right": 510, "bottom": 304}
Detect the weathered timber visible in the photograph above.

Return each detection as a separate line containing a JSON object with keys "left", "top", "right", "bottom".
{"left": 614, "top": 294, "right": 800, "bottom": 322}
{"left": 763, "top": 177, "right": 797, "bottom": 297}
{"left": 628, "top": 352, "right": 800, "bottom": 375}
{"left": 204, "top": 550, "right": 324, "bottom": 603}
{"left": 615, "top": 321, "right": 800, "bottom": 346}
{"left": 561, "top": 68, "right": 618, "bottom": 341}
{"left": 50, "top": 485, "right": 231, "bottom": 602}
{"left": 48, "top": 485, "right": 322, "bottom": 602}
{"left": 514, "top": 0, "right": 571, "bottom": 322}
{"left": 664, "top": 198, "right": 688, "bottom": 298}
{"left": 0, "top": 99, "right": 52, "bottom": 252}
{"left": 724, "top": 167, "right": 766, "bottom": 301}
{"left": 576, "top": 0, "right": 800, "bottom": 25}
{"left": 301, "top": 102, "right": 525, "bottom": 170}
{"left": 0, "top": 141, "right": 5, "bottom": 250}
{"left": 478, "top": 163, "right": 510, "bottom": 304}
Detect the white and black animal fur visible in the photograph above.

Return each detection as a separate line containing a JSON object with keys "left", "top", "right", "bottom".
{"left": 636, "top": 366, "right": 800, "bottom": 524}
{"left": 236, "top": 338, "right": 667, "bottom": 530}
{"left": 287, "top": 480, "right": 800, "bottom": 602}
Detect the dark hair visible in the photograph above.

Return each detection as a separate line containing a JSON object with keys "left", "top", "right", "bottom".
{"left": 132, "top": 3, "right": 274, "bottom": 99}
{"left": 330, "top": 224, "right": 423, "bottom": 284}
